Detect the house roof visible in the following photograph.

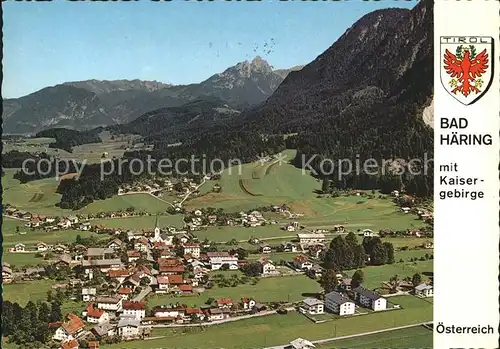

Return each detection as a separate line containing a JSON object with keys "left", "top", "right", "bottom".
{"left": 157, "top": 276, "right": 169, "bottom": 284}
{"left": 92, "top": 322, "right": 116, "bottom": 336}
{"left": 86, "top": 248, "right": 114, "bottom": 257}
{"left": 217, "top": 298, "right": 233, "bottom": 305}
{"left": 208, "top": 308, "right": 223, "bottom": 314}
{"left": 96, "top": 296, "right": 121, "bottom": 304}
{"left": 136, "top": 237, "right": 149, "bottom": 245}
{"left": 289, "top": 338, "right": 315, "bottom": 349}
{"left": 123, "top": 301, "right": 146, "bottom": 310}
{"left": 179, "top": 284, "right": 193, "bottom": 292}
{"left": 159, "top": 266, "right": 185, "bottom": 273}
{"left": 158, "top": 258, "right": 182, "bottom": 266}
{"left": 62, "top": 314, "right": 85, "bottom": 334}
{"left": 185, "top": 307, "right": 202, "bottom": 314}
{"left": 87, "top": 305, "right": 105, "bottom": 318}
{"left": 297, "top": 233, "right": 325, "bottom": 239}
{"left": 61, "top": 339, "right": 79, "bottom": 349}
{"left": 118, "top": 287, "right": 133, "bottom": 294}
{"left": 325, "top": 291, "right": 353, "bottom": 305}
{"left": 167, "top": 275, "right": 184, "bottom": 284}
{"left": 352, "top": 286, "right": 382, "bottom": 300}
{"left": 302, "top": 298, "right": 323, "bottom": 307}
{"left": 108, "top": 269, "right": 130, "bottom": 278}
{"left": 415, "top": 283, "right": 433, "bottom": 291}
{"left": 117, "top": 317, "right": 140, "bottom": 328}
{"left": 108, "top": 239, "right": 123, "bottom": 246}
{"left": 127, "top": 251, "right": 141, "bottom": 257}
{"left": 82, "top": 259, "right": 122, "bottom": 268}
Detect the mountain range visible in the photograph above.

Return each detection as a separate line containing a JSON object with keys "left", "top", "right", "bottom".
{"left": 123, "top": 0, "right": 433, "bottom": 147}
{"left": 2, "top": 57, "right": 302, "bottom": 134}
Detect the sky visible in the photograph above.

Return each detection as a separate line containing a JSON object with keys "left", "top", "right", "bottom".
{"left": 2, "top": 0, "right": 414, "bottom": 98}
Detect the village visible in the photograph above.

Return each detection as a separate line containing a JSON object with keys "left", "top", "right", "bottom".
{"left": 2, "top": 193, "right": 434, "bottom": 349}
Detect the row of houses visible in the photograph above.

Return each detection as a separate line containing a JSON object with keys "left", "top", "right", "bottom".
{"left": 299, "top": 286, "right": 388, "bottom": 317}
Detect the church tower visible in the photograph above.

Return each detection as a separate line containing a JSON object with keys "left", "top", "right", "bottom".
{"left": 154, "top": 214, "right": 160, "bottom": 240}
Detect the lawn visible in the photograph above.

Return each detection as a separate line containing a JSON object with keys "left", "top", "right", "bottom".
{"left": 147, "top": 275, "right": 322, "bottom": 309}
{"left": 315, "top": 326, "right": 432, "bottom": 348}
{"left": 194, "top": 224, "right": 296, "bottom": 243}
{"left": 2, "top": 252, "right": 49, "bottom": 268}
{"left": 102, "top": 295, "right": 432, "bottom": 349}
{"left": 2, "top": 280, "right": 55, "bottom": 306}
{"left": 356, "top": 260, "right": 433, "bottom": 290}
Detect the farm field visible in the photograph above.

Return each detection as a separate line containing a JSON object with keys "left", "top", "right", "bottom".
{"left": 102, "top": 295, "right": 432, "bottom": 349}
{"left": 315, "top": 326, "right": 432, "bottom": 348}
{"left": 147, "top": 274, "right": 322, "bottom": 309}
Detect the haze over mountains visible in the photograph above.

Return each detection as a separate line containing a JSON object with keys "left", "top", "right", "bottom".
{"left": 2, "top": 57, "right": 302, "bottom": 134}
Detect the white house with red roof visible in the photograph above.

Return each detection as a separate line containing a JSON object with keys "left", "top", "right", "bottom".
{"left": 122, "top": 301, "right": 146, "bottom": 319}
{"left": 86, "top": 305, "right": 109, "bottom": 324}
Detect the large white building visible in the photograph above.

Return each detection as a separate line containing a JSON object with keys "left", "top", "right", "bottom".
{"left": 324, "top": 291, "right": 356, "bottom": 316}
{"left": 122, "top": 301, "right": 146, "bottom": 319}
{"left": 206, "top": 252, "right": 238, "bottom": 270}
{"left": 299, "top": 298, "right": 324, "bottom": 315}
{"left": 183, "top": 243, "right": 201, "bottom": 258}
{"left": 352, "top": 286, "right": 387, "bottom": 311}
{"left": 297, "top": 233, "right": 326, "bottom": 246}
{"left": 117, "top": 316, "right": 140, "bottom": 339}
{"left": 96, "top": 296, "right": 123, "bottom": 312}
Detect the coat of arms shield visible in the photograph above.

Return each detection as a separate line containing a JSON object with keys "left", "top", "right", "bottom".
{"left": 440, "top": 36, "right": 494, "bottom": 105}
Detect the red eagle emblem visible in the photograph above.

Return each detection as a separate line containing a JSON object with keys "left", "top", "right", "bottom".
{"left": 443, "top": 45, "right": 489, "bottom": 97}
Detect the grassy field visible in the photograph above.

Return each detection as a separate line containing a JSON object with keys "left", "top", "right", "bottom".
{"left": 3, "top": 168, "right": 182, "bottom": 226}
{"left": 148, "top": 274, "right": 322, "bottom": 309}
{"left": 359, "top": 259, "right": 433, "bottom": 290}
{"left": 185, "top": 150, "right": 426, "bottom": 233}
{"left": 194, "top": 225, "right": 299, "bottom": 242}
{"left": 315, "top": 326, "right": 432, "bottom": 348}
{"left": 2, "top": 280, "right": 54, "bottom": 305}
{"left": 102, "top": 295, "right": 432, "bottom": 349}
